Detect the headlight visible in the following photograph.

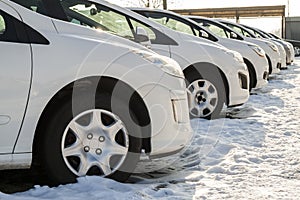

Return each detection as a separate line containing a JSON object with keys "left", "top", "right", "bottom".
{"left": 248, "top": 44, "right": 265, "bottom": 57}
{"left": 266, "top": 42, "right": 278, "bottom": 52}
{"left": 132, "top": 49, "right": 184, "bottom": 78}
{"left": 221, "top": 48, "right": 244, "bottom": 64}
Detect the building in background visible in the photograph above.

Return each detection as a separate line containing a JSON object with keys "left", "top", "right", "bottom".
{"left": 286, "top": 17, "right": 300, "bottom": 40}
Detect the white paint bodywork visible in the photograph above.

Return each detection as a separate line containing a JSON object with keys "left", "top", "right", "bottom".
{"left": 211, "top": 37, "right": 268, "bottom": 89}
{"left": 81, "top": 1, "right": 250, "bottom": 108}
{"left": 130, "top": 9, "right": 267, "bottom": 89}
{"left": 243, "top": 37, "right": 281, "bottom": 74}
{"left": 0, "top": 0, "right": 192, "bottom": 169}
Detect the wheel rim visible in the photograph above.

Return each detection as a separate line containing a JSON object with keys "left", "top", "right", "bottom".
{"left": 61, "top": 109, "right": 129, "bottom": 177}
{"left": 187, "top": 79, "right": 218, "bottom": 118}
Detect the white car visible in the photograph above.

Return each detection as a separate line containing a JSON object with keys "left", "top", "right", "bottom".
{"left": 295, "top": 46, "right": 300, "bottom": 57}
{"left": 131, "top": 9, "right": 268, "bottom": 90}
{"left": 21, "top": 0, "right": 251, "bottom": 119}
{"left": 243, "top": 25, "right": 295, "bottom": 65}
{"left": 218, "top": 19, "right": 287, "bottom": 69}
{"left": 188, "top": 16, "right": 287, "bottom": 71}
{"left": 0, "top": 0, "right": 193, "bottom": 185}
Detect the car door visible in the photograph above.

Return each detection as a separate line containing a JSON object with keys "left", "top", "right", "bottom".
{"left": 0, "top": 4, "right": 32, "bottom": 153}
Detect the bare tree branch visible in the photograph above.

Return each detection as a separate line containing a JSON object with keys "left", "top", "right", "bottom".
{"left": 138, "top": 0, "right": 162, "bottom": 8}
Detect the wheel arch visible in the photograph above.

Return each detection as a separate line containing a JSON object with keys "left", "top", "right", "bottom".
{"left": 183, "top": 62, "right": 230, "bottom": 105}
{"left": 243, "top": 58, "right": 257, "bottom": 89}
{"left": 32, "top": 76, "right": 152, "bottom": 166}
{"left": 265, "top": 54, "right": 272, "bottom": 74}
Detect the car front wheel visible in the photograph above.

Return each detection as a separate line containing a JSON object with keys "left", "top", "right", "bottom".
{"left": 36, "top": 93, "right": 142, "bottom": 185}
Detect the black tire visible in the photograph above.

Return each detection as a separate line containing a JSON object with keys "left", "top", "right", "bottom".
{"left": 243, "top": 59, "right": 257, "bottom": 91}
{"left": 185, "top": 65, "right": 226, "bottom": 120}
{"left": 248, "top": 67, "right": 257, "bottom": 91}
{"left": 36, "top": 93, "right": 142, "bottom": 186}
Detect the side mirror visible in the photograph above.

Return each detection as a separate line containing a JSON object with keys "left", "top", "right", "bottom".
{"left": 199, "top": 30, "right": 209, "bottom": 38}
{"left": 230, "top": 32, "right": 238, "bottom": 39}
{"left": 90, "top": 8, "right": 97, "bottom": 16}
{"left": 135, "top": 27, "right": 151, "bottom": 48}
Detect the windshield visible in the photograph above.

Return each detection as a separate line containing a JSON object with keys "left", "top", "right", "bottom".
{"left": 61, "top": 1, "right": 135, "bottom": 39}
{"left": 198, "top": 21, "right": 228, "bottom": 38}
{"left": 148, "top": 15, "right": 194, "bottom": 35}
{"left": 226, "top": 23, "right": 254, "bottom": 38}
{"left": 11, "top": 0, "right": 180, "bottom": 45}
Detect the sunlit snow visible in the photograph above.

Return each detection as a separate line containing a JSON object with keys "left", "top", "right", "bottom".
{"left": 1, "top": 58, "right": 300, "bottom": 199}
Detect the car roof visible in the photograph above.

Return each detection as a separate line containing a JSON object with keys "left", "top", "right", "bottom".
{"left": 216, "top": 19, "right": 257, "bottom": 38}
{"left": 129, "top": 8, "right": 219, "bottom": 41}
{"left": 186, "top": 15, "right": 245, "bottom": 40}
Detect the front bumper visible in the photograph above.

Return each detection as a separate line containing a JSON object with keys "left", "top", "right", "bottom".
{"left": 267, "top": 49, "right": 281, "bottom": 74}
{"left": 278, "top": 45, "right": 287, "bottom": 69}
{"left": 142, "top": 73, "right": 193, "bottom": 158}
{"left": 285, "top": 46, "right": 293, "bottom": 64}
{"left": 272, "top": 64, "right": 280, "bottom": 74}
{"left": 252, "top": 56, "right": 269, "bottom": 89}
{"left": 227, "top": 63, "right": 250, "bottom": 107}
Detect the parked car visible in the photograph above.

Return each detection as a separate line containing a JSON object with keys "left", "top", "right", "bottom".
{"left": 188, "top": 16, "right": 287, "bottom": 70}
{"left": 219, "top": 20, "right": 291, "bottom": 65}
{"left": 254, "top": 27, "right": 295, "bottom": 64}
{"left": 294, "top": 46, "right": 300, "bottom": 57}
{"left": 132, "top": 9, "right": 269, "bottom": 90}
{"left": 0, "top": 0, "right": 193, "bottom": 185}
{"left": 269, "top": 33, "right": 300, "bottom": 57}
{"left": 13, "top": 0, "right": 251, "bottom": 119}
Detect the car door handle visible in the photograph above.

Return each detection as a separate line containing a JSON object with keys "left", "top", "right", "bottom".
{"left": 0, "top": 115, "right": 11, "bottom": 125}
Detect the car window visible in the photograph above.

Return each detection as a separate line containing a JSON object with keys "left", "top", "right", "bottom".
{"left": 129, "top": 19, "right": 156, "bottom": 40}
{"left": 149, "top": 15, "right": 194, "bottom": 35}
{"left": 11, "top": 0, "right": 48, "bottom": 15}
{"left": 12, "top": 0, "right": 177, "bottom": 45}
{"left": 254, "top": 31, "right": 263, "bottom": 38}
{"left": 0, "top": 11, "right": 19, "bottom": 42}
{"left": 199, "top": 22, "right": 228, "bottom": 38}
{"left": 60, "top": 1, "right": 161, "bottom": 42}
{"left": 66, "top": 3, "right": 134, "bottom": 40}
{"left": 243, "top": 30, "right": 253, "bottom": 37}
{"left": 0, "top": 15, "right": 5, "bottom": 34}
{"left": 246, "top": 28, "right": 255, "bottom": 36}
{"left": 0, "top": 10, "right": 48, "bottom": 44}
{"left": 227, "top": 24, "right": 244, "bottom": 36}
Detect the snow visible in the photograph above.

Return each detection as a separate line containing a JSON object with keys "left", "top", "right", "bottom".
{"left": 2, "top": 58, "right": 300, "bottom": 199}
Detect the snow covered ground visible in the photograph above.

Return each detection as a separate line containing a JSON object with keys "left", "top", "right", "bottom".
{"left": 2, "top": 58, "right": 300, "bottom": 199}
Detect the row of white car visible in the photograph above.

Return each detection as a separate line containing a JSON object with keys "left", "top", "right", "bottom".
{"left": 0, "top": 0, "right": 294, "bottom": 186}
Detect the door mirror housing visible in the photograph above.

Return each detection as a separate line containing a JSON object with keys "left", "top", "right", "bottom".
{"left": 199, "top": 30, "right": 209, "bottom": 38}
{"left": 135, "top": 26, "right": 151, "bottom": 48}
{"left": 90, "top": 8, "right": 98, "bottom": 16}
{"left": 230, "top": 32, "right": 238, "bottom": 39}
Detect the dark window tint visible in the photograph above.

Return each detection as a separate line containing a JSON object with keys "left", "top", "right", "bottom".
{"left": 11, "top": 0, "right": 47, "bottom": 15}
{"left": 0, "top": 10, "right": 49, "bottom": 44}
{"left": 12, "top": 0, "right": 68, "bottom": 21}
{"left": 0, "top": 14, "right": 5, "bottom": 34}
{"left": 134, "top": 10, "right": 218, "bottom": 42}
{"left": 0, "top": 10, "right": 20, "bottom": 43}
{"left": 58, "top": 0, "right": 177, "bottom": 45}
